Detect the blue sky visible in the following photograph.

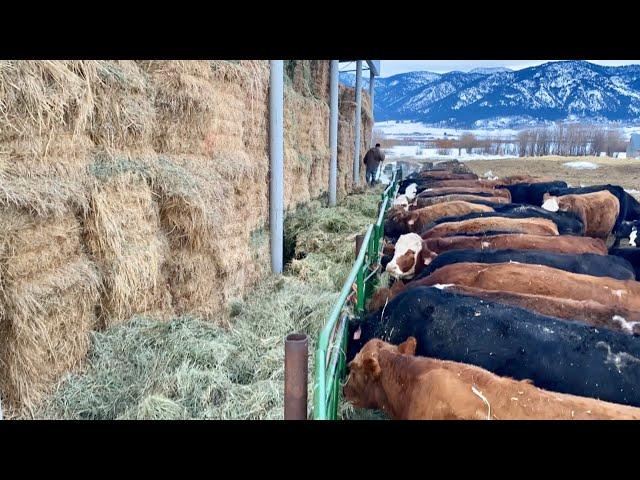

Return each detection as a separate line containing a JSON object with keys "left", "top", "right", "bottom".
{"left": 376, "top": 60, "right": 640, "bottom": 77}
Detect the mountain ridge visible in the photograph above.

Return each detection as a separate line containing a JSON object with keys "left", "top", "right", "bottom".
{"left": 339, "top": 61, "right": 640, "bottom": 128}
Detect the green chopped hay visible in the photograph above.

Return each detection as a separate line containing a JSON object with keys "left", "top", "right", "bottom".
{"left": 38, "top": 189, "right": 382, "bottom": 419}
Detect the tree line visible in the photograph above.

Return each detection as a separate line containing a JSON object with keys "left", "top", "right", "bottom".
{"left": 430, "top": 124, "right": 628, "bottom": 157}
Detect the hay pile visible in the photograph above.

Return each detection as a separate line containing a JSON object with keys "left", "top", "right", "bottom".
{"left": 39, "top": 189, "right": 381, "bottom": 419}
{"left": 0, "top": 60, "right": 373, "bottom": 416}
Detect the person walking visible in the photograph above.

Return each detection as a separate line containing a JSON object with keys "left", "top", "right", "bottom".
{"left": 363, "top": 143, "right": 385, "bottom": 186}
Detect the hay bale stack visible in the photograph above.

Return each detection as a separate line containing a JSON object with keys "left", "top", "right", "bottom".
{"left": 310, "top": 61, "right": 330, "bottom": 100}
{"left": 86, "top": 155, "right": 172, "bottom": 326}
{"left": 0, "top": 61, "right": 104, "bottom": 415}
{"left": 0, "top": 59, "right": 371, "bottom": 414}
{"left": 0, "top": 208, "right": 100, "bottom": 417}
{"left": 284, "top": 86, "right": 330, "bottom": 208}
{"left": 143, "top": 60, "right": 247, "bottom": 156}
{"left": 145, "top": 61, "right": 272, "bottom": 320}
{"left": 285, "top": 61, "right": 330, "bottom": 99}
{"left": 337, "top": 85, "right": 373, "bottom": 198}
{"left": 88, "top": 61, "right": 156, "bottom": 150}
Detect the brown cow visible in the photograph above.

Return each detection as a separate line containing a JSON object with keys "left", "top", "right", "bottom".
{"left": 421, "top": 217, "right": 559, "bottom": 239}
{"left": 423, "top": 234, "right": 608, "bottom": 255}
{"left": 414, "top": 194, "right": 510, "bottom": 209}
{"left": 344, "top": 338, "right": 640, "bottom": 420}
{"left": 422, "top": 262, "right": 640, "bottom": 311}
{"left": 542, "top": 190, "right": 620, "bottom": 239}
{"left": 437, "top": 285, "right": 640, "bottom": 335}
{"left": 385, "top": 201, "right": 494, "bottom": 236}
{"left": 423, "top": 176, "right": 549, "bottom": 190}
{"left": 417, "top": 186, "right": 512, "bottom": 200}
{"left": 417, "top": 171, "right": 478, "bottom": 181}
{"left": 426, "top": 179, "right": 503, "bottom": 189}
{"left": 383, "top": 232, "right": 607, "bottom": 279}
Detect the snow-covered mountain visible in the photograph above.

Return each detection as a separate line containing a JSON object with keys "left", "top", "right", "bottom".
{"left": 468, "top": 67, "right": 513, "bottom": 75}
{"left": 339, "top": 61, "right": 640, "bottom": 128}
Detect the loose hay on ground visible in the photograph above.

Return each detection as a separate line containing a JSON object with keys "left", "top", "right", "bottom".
{"left": 38, "top": 189, "right": 381, "bottom": 419}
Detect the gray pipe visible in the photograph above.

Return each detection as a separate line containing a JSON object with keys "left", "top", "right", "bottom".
{"left": 269, "top": 60, "right": 284, "bottom": 274}
{"left": 369, "top": 70, "right": 375, "bottom": 148}
{"left": 329, "top": 60, "right": 339, "bottom": 207}
{"left": 353, "top": 60, "right": 363, "bottom": 185}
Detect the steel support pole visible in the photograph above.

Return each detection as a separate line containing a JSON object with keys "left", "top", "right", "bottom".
{"left": 369, "top": 70, "right": 375, "bottom": 148}
{"left": 269, "top": 60, "right": 284, "bottom": 274}
{"left": 284, "top": 333, "right": 309, "bottom": 420}
{"left": 353, "top": 60, "right": 363, "bottom": 185}
{"left": 329, "top": 60, "right": 339, "bottom": 207}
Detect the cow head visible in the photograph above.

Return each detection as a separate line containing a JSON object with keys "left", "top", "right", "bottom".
{"left": 393, "top": 194, "right": 410, "bottom": 211}
{"left": 404, "top": 183, "right": 418, "bottom": 202}
{"left": 384, "top": 206, "right": 413, "bottom": 237}
{"left": 541, "top": 193, "right": 560, "bottom": 212}
{"left": 343, "top": 337, "right": 417, "bottom": 409}
{"left": 385, "top": 233, "right": 437, "bottom": 279}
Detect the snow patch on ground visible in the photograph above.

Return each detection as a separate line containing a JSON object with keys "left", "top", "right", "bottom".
{"left": 562, "top": 161, "right": 599, "bottom": 170}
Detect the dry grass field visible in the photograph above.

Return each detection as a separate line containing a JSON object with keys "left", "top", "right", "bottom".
{"left": 394, "top": 156, "right": 640, "bottom": 199}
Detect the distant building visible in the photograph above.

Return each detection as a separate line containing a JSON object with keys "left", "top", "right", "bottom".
{"left": 628, "top": 133, "right": 640, "bottom": 158}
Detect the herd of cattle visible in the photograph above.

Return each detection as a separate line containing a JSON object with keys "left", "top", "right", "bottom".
{"left": 343, "top": 160, "right": 640, "bottom": 420}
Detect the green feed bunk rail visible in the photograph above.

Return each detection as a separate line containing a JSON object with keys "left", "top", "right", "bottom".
{"left": 313, "top": 168, "right": 401, "bottom": 420}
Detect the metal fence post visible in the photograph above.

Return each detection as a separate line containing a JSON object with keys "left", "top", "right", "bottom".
{"left": 284, "top": 333, "right": 309, "bottom": 420}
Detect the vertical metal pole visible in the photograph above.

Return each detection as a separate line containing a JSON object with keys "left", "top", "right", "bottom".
{"left": 355, "top": 234, "right": 365, "bottom": 259}
{"left": 353, "top": 60, "right": 363, "bottom": 185}
{"left": 270, "top": 60, "right": 284, "bottom": 274}
{"left": 284, "top": 333, "right": 309, "bottom": 420}
{"left": 329, "top": 60, "right": 339, "bottom": 207}
{"left": 369, "top": 70, "right": 375, "bottom": 148}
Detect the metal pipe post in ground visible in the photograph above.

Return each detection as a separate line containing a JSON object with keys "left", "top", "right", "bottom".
{"left": 355, "top": 234, "right": 365, "bottom": 259}
{"left": 284, "top": 333, "right": 309, "bottom": 420}
{"left": 353, "top": 60, "right": 363, "bottom": 185}
{"left": 369, "top": 70, "right": 375, "bottom": 148}
{"left": 269, "top": 60, "right": 284, "bottom": 274}
{"left": 329, "top": 60, "right": 339, "bottom": 207}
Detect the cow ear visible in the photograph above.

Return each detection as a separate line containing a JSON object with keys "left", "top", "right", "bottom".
{"left": 398, "top": 337, "right": 417, "bottom": 356}
{"left": 363, "top": 355, "right": 381, "bottom": 379}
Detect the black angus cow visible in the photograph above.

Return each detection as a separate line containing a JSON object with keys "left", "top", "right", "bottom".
{"left": 413, "top": 248, "right": 636, "bottom": 281}
{"left": 418, "top": 206, "right": 585, "bottom": 236}
{"left": 347, "top": 286, "right": 640, "bottom": 407}
{"left": 501, "top": 181, "right": 568, "bottom": 205}
{"left": 609, "top": 247, "right": 640, "bottom": 281}
{"left": 547, "top": 185, "right": 640, "bottom": 240}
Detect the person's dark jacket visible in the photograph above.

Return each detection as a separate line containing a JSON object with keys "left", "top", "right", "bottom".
{"left": 363, "top": 146, "right": 385, "bottom": 170}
